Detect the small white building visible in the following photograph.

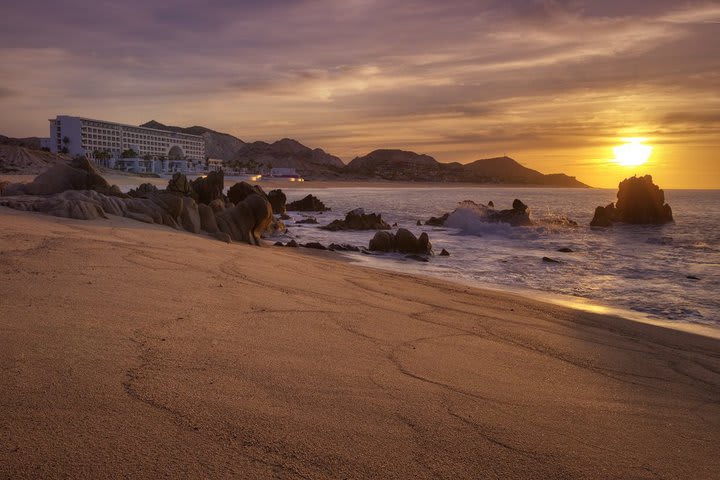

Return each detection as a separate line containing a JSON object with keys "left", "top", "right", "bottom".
{"left": 270, "top": 167, "right": 299, "bottom": 178}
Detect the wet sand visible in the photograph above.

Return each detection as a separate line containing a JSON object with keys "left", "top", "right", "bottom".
{"left": 1, "top": 207, "right": 719, "bottom": 479}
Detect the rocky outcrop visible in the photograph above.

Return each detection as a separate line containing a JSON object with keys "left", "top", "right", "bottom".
{"left": 267, "top": 189, "right": 287, "bottom": 214}
{"left": 166, "top": 172, "right": 193, "bottom": 197}
{"left": 2, "top": 156, "right": 121, "bottom": 197}
{"left": 322, "top": 208, "right": 391, "bottom": 231}
{"left": 0, "top": 165, "right": 272, "bottom": 245}
{"left": 591, "top": 175, "right": 673, "bottom": 227}
{"left": 285, "top": 194, "right": 330, "bottom": 212}
{"left": 227, "top": 181, "right": 266, "bottom": 205}
{"left": 425, "top": 213, "right": 450, "bottom": 226}
{"left": 215, "top": 194, "right": 273, "bottom": 245}
{"left": 128, "top": 183, "right": 160, "bottom": 198}
{"left": 369, "top": 228, "right": 432, "bottom": 254}
{"left": 487, "top": 199, "right": 532, "bottom": 226}
{"left": 190, "top": 170, "right": 224, "bottom": 205}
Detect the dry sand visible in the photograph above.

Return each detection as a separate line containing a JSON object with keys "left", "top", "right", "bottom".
{"left": 1, "top": 207, "right": 719, "bottom": 479}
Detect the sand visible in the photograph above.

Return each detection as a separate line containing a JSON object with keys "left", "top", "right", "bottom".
{"left": 1, "top": 207, "right": 719, "bottom": 479}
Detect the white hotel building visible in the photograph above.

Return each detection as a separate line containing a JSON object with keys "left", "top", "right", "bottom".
{"left": 44, "top": 115, "right": 206, "bottom": 173}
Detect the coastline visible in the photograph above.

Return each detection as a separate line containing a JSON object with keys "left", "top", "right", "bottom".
{"left": 1, "top": 207, "right": 719, "bottom": 478}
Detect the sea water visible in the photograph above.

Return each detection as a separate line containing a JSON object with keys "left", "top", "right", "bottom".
{"left": 277, "top": 187, "right": 720, "bottom": 327}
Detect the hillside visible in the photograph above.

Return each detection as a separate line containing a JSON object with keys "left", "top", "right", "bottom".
{"left": 345, "top": 150, "right": 588, "bottom": 186}
{"left": 0, "top": 144, "right": 70, "bottom": 174}
{"left": 461, "top": 156, "right": 588, "bottom": 187}
{"left": 230, "top": 138, "right": 345, "bottom": 177}
{"left": 0, "top": 134, "right": 42, "bottom": 150}
{"left": 140, "top": 120, "right": 246, "bottom": 161}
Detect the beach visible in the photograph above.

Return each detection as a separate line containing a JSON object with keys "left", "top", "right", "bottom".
{"left": 1, "top": 207, "right": 719, "bottom": 479}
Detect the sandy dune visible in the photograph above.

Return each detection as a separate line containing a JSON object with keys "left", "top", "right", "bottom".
{"left": 1, "top": 208, "right": 719, "bottom": 479}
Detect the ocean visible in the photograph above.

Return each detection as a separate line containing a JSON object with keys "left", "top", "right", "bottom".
{"left": 275, "top": 187, "right": 720, "bottom": 327}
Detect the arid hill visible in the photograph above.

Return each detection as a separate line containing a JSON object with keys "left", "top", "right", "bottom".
{"left": 346, "top": 150, "right": 588, "bottom": 187}
{"left": 0, "top": 144, "right": 69, "bottom": 174}
{"left": 140, "top": 120, "right": 246, "bottom": 161}
{"left": 229, "top": 138, "right": 345, "bottom": 177}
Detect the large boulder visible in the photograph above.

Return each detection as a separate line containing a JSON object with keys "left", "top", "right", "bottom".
{"left": 285, "top": 194, "right": 330, "bottom": 212}
{"left": 267, "top": 189, "right": 287, "bottom": 214}
{"left": 190, "top": 170, "right": 225, "bottom": 205}
{"left": 4, "top": 156, "right": 120, "bottom": 197}
{"left": 369, "top": 228, "right": 432, "bottom": 254}
{"left": 425, "top": 213, "right": 449, "bottom": 226}
{"left": 166, "top": 172, "right": 193, "bottom": 197}
{"left": 179, "top": 197, "right": 201, "bottom": 234}
{"left": 216, "top": 193, "right": 273, "bottom": 245}
{"left": 227, "top": 181, "right": 266, "bottom": 204}
{"left": 198, "top": 203, "right": 219, "bottom": 233}
{"left": 591, "top": 175, "right": 673, "bottom": 226}
{"left": 487, "top": 199, "right": 532, "bottom": 226}
{"left": 127, "top": 183, "right": 160, "bottom": 198}
{"left": 322, "top": 208, "right": 391, "bottom": 231}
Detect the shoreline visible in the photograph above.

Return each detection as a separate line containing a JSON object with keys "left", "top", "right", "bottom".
{"left": 2, "top": 205, "right": 720, "bottom": 478}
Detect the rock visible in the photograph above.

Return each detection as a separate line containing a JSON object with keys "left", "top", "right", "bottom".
{"left": 557, "top": 247, "right": 574, "bottom": 253}
{"left": 209, "top": 198, "right": 226, "bottom": 213}
{"left": 150, "top": 193, "right": 184, "bottom": 219}
{"left": 267, "top": 189, "right": 287, "bottom": 214}
{"left": 405, "top": 254, "right": 429, "bottom": 262}
{"left": 487, "top": 199, "right": 533, "bottom": 226}
{"left": 285, "top": 194, "right": 330, "bottom": 211}
{"left": 215, "top": 193, "right": 272, "bottom": 245}
{"left": 416, "top": 220, "right": 422, "bottom": 226}
{"left": 303, "top": 242, "right": 327, "bottom": 250}
{"left": 369, "top": 229, "right": 431, "bottom": 254}
{"left": 179, "top": 197, "right": 201, "bottom": 234}
{"left": 686, "top": 275, "right": 700, "bottom": 280}
{"left": 227, "top": 181, "right": 266, "bottom": 204}
{"left": 296, "top": 217, "right": 318, "bottom": 224}
{"left": 425, "top": 213, "right": 449, "bottom": 226}
{"left": 190, "top": 170, "right": 224, "bottom": 205}
{"left": 395, "top": 228, "right": 421, "bottom": 253}
{"left": 280, "top": 212, "right": 291, "bottom": 220}
{"left": 198, "top": 203, "right": 219, "bottom": 233}
{"left": 328, "top": 243, "right": 360, "bottom": 252}
{"left": 213, "top": 231, "right": 232, "bottom": 243}
{"left": 440, "top": 248, "right": 450, "bottom": 256}
{"left": 322, "top": 209, "right": 391, "bottom": 231}
{"left": 590, "top": 204, "right": 615, "bottom": 227}
{"left": 286, "top": 239, "right": 299, "bottom": 248}
{"left": 125, "top": 211, "right": 155, "bottom": 224}
{"left": 488, "top": 201, "right": 494, "bottom": 208}
{"left": 542, "top": 257, "right": 561, "bottom": 263}
{"left": 369, "top": 231, "right": 396, "bottom": 252}
{"left": 41, "top": 197, "right": 108, "bottom": 220}
{"left": 274, "top": 241, "right": 284, "bottom": 247}
{"left": 167, "top": 172, "right": 193, "bottom": 196}
{"left": 512, "top": 199, "right": 528, "bottom": 212}
{"left": 127, "top": 183, "right": 160, "bottom": 198}
{"left": 9, "top": 156, "right": 119, "bottom": 197}
{"left": 591, "top": 175, "right": 673, "bottom": 226}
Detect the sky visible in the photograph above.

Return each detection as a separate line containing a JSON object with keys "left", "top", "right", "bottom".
{"left": 1, "top": 0, "right": 719, "bottom": 188}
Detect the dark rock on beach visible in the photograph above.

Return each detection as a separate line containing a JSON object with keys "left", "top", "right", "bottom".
{"left": 440, "top": 248, "right": 450, "bottom": 256}
{"left": 369, "top": 228, "right": 432, "bottom": 255}
{"left": 303, "top": 242, "right": 327, "bottom": 250}
{"left": 542, "top": 257, "right": 561, "bottom": 263}
{"left": 557, "top": 247, "right": 574, "bottom": 253}
{"left": 296, "top": 217, "right": 318, "bottom": 224}
{"left": 267, "top": 189, "right": 287, "bottom": 214}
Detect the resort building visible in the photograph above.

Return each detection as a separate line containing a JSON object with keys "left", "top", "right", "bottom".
{"left": 44, "top": 115, "right": 206, "bottom": 173}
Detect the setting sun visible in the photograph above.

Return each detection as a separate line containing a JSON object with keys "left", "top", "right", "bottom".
{"left": 613, "top": 139, "right": 653, "bottom": 167}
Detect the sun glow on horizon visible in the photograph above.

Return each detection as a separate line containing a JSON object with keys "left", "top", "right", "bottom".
{"left": 613, "top": 138, "right": 653, "bottom": 167}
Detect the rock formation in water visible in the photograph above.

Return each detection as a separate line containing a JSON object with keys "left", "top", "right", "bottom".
{"left": 369, "top": 228, "right": 432, "bottom": 255}
{"left": 590, "top": 175, "right": 673, "bottom": 227}
{"left": 322, "top": 208, "right": 391, "bottom": 231}
{"left": 286, "top": 194, "right": 330, "bottom": 212}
